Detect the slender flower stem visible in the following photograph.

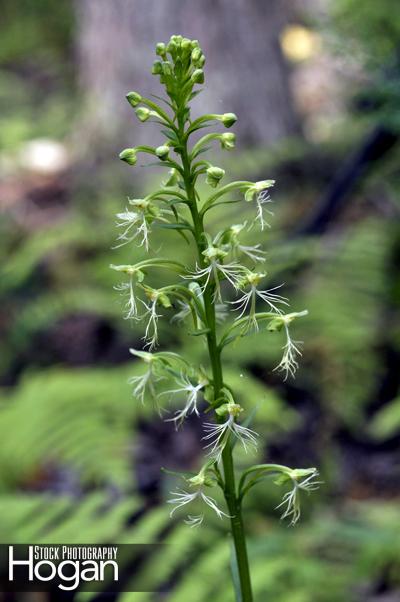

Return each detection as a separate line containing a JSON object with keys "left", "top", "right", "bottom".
{"left": 177, "top": 115, "right": 254, "bottom": 602}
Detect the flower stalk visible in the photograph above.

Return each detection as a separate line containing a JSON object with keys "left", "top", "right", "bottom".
{"left": 112, "top": 35, "right": 318, "bottom": 602}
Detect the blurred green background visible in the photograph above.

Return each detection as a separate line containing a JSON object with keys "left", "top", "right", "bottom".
{"left": 0, "top": 0, "right": 400, "bottom": 600}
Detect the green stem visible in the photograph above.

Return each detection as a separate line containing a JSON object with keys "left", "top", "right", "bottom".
{"left": 177, "top": 114, "right": 253, "bottom": 602}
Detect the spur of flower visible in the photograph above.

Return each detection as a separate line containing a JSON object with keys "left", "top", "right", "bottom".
{"left": 232, "top": 271, "right": 289, "bottom": 330}
{"left": 168, "top": 468, "right": 229, "bottom": 527}
{"left": 163, "top": 372, "right": 208, "bottom": 428}
{"left": 203, "top": 400, "right": 258, "bottom": 461}
{"left": 244, "top": 180, "right": 275, "bottom": 230}
{"left": 184, "top": 244, "right": 245, "bottom": 301}
{"left": 275, "top": 467, "right": 321, "bottom": 526}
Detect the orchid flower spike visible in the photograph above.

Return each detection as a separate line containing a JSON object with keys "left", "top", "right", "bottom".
{"left": 113, "top": 36, "right": 313, "bottom": 561}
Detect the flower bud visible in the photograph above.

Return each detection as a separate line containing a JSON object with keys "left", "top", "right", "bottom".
{"left": 191, "top": 48, "right": 206, "bottom": 68}
{"left": 220, "top": 132, "right": 236, "bottom": 150}
{"left": 155, "top": 145, "right": 170, "bottom": 160}
{"left": 152, "top": 61, "right": 163, "bottom": 75}
{"left": 155, "top": 42, "right": 167, "bottom": 58}
{"left": 191, "top": 47, "right": 202, "bottom": 62}
{"left": 221, "top": 113, "right": 237, "bottom": 128}
{"left": 206, "top": 166, "right": 225, "bottom": 188}
{"left": 119, "top": 148, "right": 137, "bottom": 165}
{"left": 181, "top": 38, "right": 192, "bottom": 53}
{"left": 135, "top": 107, "right": 151, "bottom": 122}
{"left": 191, "top": 69, "right": 204, "bottom": 84}
{"left": 162, "top": 61, "right": 173, "bottom": 76}
{"left": 166, "top": 39, "right": 178, "bottom": 55}
{"left": 126, "top": 91, "right": 142, "bottom": 107}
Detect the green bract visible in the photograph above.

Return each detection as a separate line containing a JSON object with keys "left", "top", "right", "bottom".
{"left": 112, "top": 35, "right": 317, "bottom": 602}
